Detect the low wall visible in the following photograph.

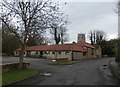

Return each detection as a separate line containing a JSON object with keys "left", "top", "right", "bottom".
{"left": 1, "top": 62, "right": 30, "bottom": 72}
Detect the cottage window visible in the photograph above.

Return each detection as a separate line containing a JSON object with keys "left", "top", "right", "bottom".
{"left": 52, "top": 51, "right": 55, "bottom": 54}
{"left": 16, "top": 52, "right": 18, "bottom": 54}
{"left": 83, "top": 52, "right": 86, "bottom": 56}
{"left": 65, "top": 51, "right": 69, "bottom": 55}
{"left": 36, "top": 51, "right": 38, "bottom": 54}
{"left": 58, "top": 51, "right": 61, "bottom": 54}
{"left": 44, "top": 51, "right": 46, "bottom": 54}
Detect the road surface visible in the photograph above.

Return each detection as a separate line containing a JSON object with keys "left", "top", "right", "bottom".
{"left": 2, "top": 57, "right": 120, "bottom": 85}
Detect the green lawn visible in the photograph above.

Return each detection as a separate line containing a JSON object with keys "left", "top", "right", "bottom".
{"left": 2, "top": 69, "right": 38, "bottom": 85}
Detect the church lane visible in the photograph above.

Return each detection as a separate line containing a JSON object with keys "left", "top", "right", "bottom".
{"left": 3, "top": 57, "right": 118, "bottom": 85}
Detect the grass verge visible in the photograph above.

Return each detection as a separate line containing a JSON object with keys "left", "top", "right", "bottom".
{"left": 2, "top": 69, "right": 38, "bottom": 85}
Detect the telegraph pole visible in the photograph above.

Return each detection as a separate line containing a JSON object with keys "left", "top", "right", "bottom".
{"left": 116, "top": 1, "right": 120, "bottom": 63}
{"left": 119, "top": 1, "right": 120, "bottom": 38}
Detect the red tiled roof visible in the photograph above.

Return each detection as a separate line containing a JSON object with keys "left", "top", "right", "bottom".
{"left": 16, "top": 41, "right": 96, "bottom": 52}
{"left": 72, "top": 44, "right": 85, "bottom": 52}
{"left": 16, "top": 44, "right": 85, "bottom": 52}
{"left": 77, "top": 41, "right": 96, "bottom": 49}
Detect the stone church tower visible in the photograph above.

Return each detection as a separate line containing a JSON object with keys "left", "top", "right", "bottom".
{"left": 77, "top": 33, "right": 85, "bottom": 42}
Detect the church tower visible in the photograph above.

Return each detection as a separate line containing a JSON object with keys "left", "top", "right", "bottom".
{"left": 77, "top": 33, "right": 85, "bottom": 42}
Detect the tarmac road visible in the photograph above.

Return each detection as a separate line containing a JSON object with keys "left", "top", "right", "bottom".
{"left": 2, "top": 57, "right": 120, "bottom": 85}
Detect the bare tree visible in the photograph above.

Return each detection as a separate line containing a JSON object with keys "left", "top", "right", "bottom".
{"left": 89, "top": 30, "right": 106, "bottom": 45}
{"left": 50, "top": 23, "right": 61, "bottom": 44}
{"left": 90, "top": 30, "right": 94, "bottom": 45}
{"left": 45, "top": 2, "right": 69, "bottom": 45}
{"left": 1, "top": 0, "right": 61, "bottom": 69}
{"left": 59, "top": 16, "right": 69, "bottom": 44}
{"left": 60, "top": 26, "right": 69, "bottom": 44}
{"left": 47, "top": 6, "right": 69, "bottom": 59}
{"left": 49, "top": 12, "right": 69, "bottom": 44}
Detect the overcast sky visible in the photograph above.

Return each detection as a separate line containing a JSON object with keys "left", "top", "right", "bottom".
{"left": 58, "top": 0, "right": 118, "bottom": 43}
{"left": 1, "top": 0, "right": 118, "bottom": 43}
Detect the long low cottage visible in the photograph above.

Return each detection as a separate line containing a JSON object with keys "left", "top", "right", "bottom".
{"left": 14, "top": 34, "right": 101, "bottom": 60}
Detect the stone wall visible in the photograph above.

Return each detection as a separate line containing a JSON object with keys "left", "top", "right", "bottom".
{"left": 1, "top": 62, "right": 30, "bottom": 72}
{"left": 86, "top": 48, "right": 97, "bottom": 59}
{"left": 46, "top": 51, "right": 71, "bottom": 60}
{"left": 73, "top": 52, "right": 85, "bottom": 60}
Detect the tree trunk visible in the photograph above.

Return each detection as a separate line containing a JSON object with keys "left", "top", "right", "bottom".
{"left": 19, "top": 45, "right": 25, "bottom": 69}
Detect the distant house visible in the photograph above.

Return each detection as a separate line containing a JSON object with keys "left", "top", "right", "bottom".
{"left": 14, "top": 33, "right": 101, "bottom": 60}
